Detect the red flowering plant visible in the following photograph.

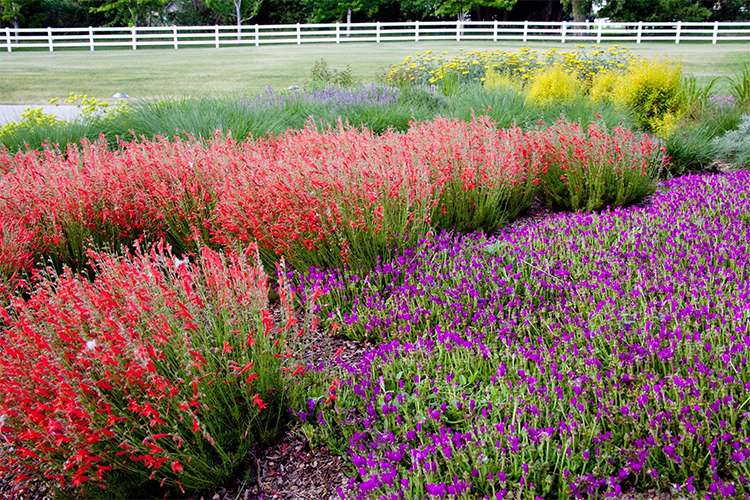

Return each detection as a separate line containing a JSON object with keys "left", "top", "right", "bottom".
{"left": 531, "top": 120, "right": 668, "bottom": 211}
{"left": 214, "top": 118, "right": 541, "bottom": 272}
{"left": 0, "top": 242, "right": 307, "bottom": 495}
{"left": 213, "top": 123, "right": 438, "bottom": 272}
{"left": 406, "top": 117, "right": 540, "bottom": 233}
{"left": 0, "top": 118, "right": 666, "bottom": 283}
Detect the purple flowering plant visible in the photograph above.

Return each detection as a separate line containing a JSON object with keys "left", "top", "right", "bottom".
{"left": 299, "top": 172, "right": 750, "bottom": 498}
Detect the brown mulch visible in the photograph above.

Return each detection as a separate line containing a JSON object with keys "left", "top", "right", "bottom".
{"left": 221, "top": 430, "right": 349, "bottom": 500}
{"left": 195, "top": 328, "right": 368, "bottom": 500}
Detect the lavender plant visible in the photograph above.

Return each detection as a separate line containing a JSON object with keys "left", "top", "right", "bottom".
{"left": 300, "top": 172, "right": 750, "bottom": 498}
{"left": 243, "top": 84, "right": 400, "bottom": 109}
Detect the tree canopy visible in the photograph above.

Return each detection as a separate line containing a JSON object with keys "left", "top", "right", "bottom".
{"left": 2, "top": 0, "right": 748, "bottom": 27}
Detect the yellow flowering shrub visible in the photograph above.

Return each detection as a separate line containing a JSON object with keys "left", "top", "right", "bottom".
{"left": 483, "top": 68, "right": 522, "bottom": 92}
{"left": 650, "top": 110, "right": 682, "bottom": 139}
{"left": 612, "top": 61, "right": 684, "bottom": 133}
{"left": 385, "top": 46, "right": 635, "bottom": 90}
{"left": 0, "top": 94, "right": 130, "bottom": 143}
{"left": 526, "top": 65, "right": 580, "bottom": 105}
{"left": 0, "top": 107, "right": 62, "bottom": 139}
{"left": 589, "top": 70, "right": 620, "bottom": 103}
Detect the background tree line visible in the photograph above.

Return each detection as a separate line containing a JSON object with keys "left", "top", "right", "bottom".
{"left": 1, "top": 0, "right": 748, "bottom": 28}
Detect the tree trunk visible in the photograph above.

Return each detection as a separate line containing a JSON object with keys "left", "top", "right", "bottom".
{"left": 235, "top": 0, "right": 242, "bottom": 40}
{"left": 544, "top": 0, "right": 554, "bottom": 22}
{"left": 571, "top": 0, "right": 587, "bottom": 22}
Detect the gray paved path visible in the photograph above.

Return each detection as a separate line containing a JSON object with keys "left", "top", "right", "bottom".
{"left": 0, "top": 105, "right": 80, "bottom": 125}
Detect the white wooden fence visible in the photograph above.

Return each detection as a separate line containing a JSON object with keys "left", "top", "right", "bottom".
{"left": 3, "top": 20, "right": 750, "bottom": 53}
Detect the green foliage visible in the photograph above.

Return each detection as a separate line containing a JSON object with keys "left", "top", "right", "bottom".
{"left": 0, "top": 0, "right": 22, "bottom": 26}
{"left": 0, "top": 86, "right": 637, "bottom": 153}
{"left": 611, "top": 60, "right": 685, "bottom": 136}
{"left": 204, "top": 0, "right": 262, "bottom": 25}
{"left": 712, "top": 114, "right": 750, "bottom": 169}
{"left": 600, "top": 0, "right": 713, "bottom": 22}
{"left": 80, "top": 0, "right": 168, "bottom": 25}
{"left": 729, "top": 64, "right": 750, "bottom": 105}
{"left": 680, "top": 75, "right": 718, "bottom": 116}
{"left": 665, "top": 104, "right": 743, "bottom": 174}
{"left": 525, "top": 65, "right": 580, "bottom": 106}
{"left": 309, "top": 59, "right": 355, "bottom": 89}
{"left": 434, "top": 0, "right": 517, "bottom": 17}
{"left": 445, "top": 85, "right": 632, "bottom": 130}
{"left": 536, "top": 121, "right": 665, "bottom": 211}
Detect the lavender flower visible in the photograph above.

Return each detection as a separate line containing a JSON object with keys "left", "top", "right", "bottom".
{"left": 243, "top": 84, "right": 400, "bottom": 109}
{"left": 301, "top": 172, "right": 750, "bottom": 498}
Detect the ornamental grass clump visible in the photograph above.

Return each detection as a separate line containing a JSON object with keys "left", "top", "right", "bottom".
{"left": 533, "top": 121, "right": 667, "bottom": 211}
{"left": 301, "top": 171, "right": 750, "bottom": 497}
{"left": 0, "top": 244, "right": 306, "bottom": 496}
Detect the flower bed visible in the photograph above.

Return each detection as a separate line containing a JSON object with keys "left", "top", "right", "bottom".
{"left": 301, "top": 172, "right": 750, "bottom": 497}
{"left": 0, "top": 244, "right": 307, "bottom": 495}
{"left": 0, "top": 119, "right": 663, "bottom": 281}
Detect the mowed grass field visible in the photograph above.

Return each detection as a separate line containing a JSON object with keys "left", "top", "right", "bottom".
{"left": 1, "top": 41, "right": 749, "bottom": 103}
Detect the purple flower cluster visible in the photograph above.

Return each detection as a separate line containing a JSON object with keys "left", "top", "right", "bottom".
{"left": 709, "top": 95, "right": 737, "bottom": 109}
{"left": 244, "top": 84, "right": 400, "bottom": 109}
{"left": 302, "top": 172, "right": 750, "bottom": 498}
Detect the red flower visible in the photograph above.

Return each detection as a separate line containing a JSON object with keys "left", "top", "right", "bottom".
{"left": 170, "top": 460, "right": 184, "bottom": 474}
{"left": 252, "top": 393, "right": 267, "bottom": 410}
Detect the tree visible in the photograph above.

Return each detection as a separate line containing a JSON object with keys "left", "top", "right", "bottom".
{"left": 0, "top": 0, "right": 22, "bottom": 28}
{"left": 81, "top": 0, "right": 169, "bottom": 26}
{"left": 711, "top": 0, "right": 750, "bottom": 20}
{"left": 204, "top": 0, "right": 263, "bottom": 27}
{"left": 435, "top": 0, "right": 517, "bottom": 20}
{"left": 599, "top": 0, "right": 713, "bottom": 22}
{"left": 561, "top": 0, "right": 592, "bottom": 21}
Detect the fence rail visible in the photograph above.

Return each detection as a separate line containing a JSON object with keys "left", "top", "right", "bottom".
{"left": 3, "top": 20, "right": 750, "bottom": 52}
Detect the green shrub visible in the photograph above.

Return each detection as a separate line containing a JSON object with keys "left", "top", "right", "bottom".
{"left": 712, "top": 114, "right": 750, "bottom": 169}
{"left": 665, "top": 105, "right": 743, "bottom": 174}
{"left": 525, "top": 65, "right": 580, "bottom": 106}
{"left": 611, "top": 61, "right": 685, "bottom": 136}
{"left": 446, "top": 85, "right": 632, "bottom": 131}
{"left": 309, "top": 59, "right": 355, "bottom": 88}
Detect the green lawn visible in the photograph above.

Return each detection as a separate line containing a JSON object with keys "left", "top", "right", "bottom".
{"left": 1, "top": 41, "right": 748, "bottom": 103}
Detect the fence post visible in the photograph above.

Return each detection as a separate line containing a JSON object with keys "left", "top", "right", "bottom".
{"left": 215, "top": 25, "right": 220, "bottom": 48}
{"left": 88, "top": 26, "right": 94, "bottom": 51}
{"left": 47, "top": 27, "right": 53, "bottom": 52}
{"left": 5, "top": 27, "right": 11, "bottom": 53}
{"left": 561, "top": 21, "right": 567, "bottom": 43}
{"left": 493, "top": 20, "right": 498, "bottom": 42}
{"left": 336, "top": 22, "right": 340, "bottom": 43}
{"left": 131, "top": 26, "right": 137, "bottom": 50}
{"left": 254, "top": 24, "right": 259, "bottom": 46}
{"left": 522, "top": 20, "right": 528, "bottom": 43}
{"left": 173, "top": 25, "right": 178, "bottom": 49}
{"left": 675, "top": 21, "right": 682, "bottom": 44}
{"left": 415, "top": 20, "right": 419, "bottom": 42}
{"left": 376, "top": 21, "right": 380, "bottom": 43}
{"left": 296, "top": 22, "right": 301, "bottom": 44}
{"left": 636, "top": 21, "right": 642, "bottom": 44}
{"left": 456, "top": 19, "right": 461, "bottom": 42}
{"left": 596, "top": 22, "right": 602, "bottom": 43}
{"left": 712, "top": 20, "right": 719, "bottom": 44}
